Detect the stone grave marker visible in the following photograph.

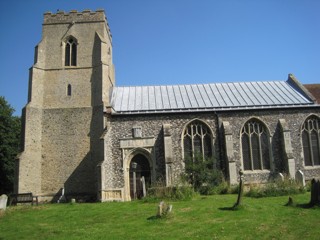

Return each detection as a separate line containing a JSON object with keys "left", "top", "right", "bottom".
{"left": 0, "top": 194, "right": 8, "bottom": 211}
{"left": 276, "top": 172, "right": 284, "bottom": 182}
{"left": 157, "top": 201, "right": 172, "bottom": 217}
{"left": 295, "top": 170, "right": 305, "bottom": 187}
{"left": 141, "top": 176, "right": 146, "bottom": 198}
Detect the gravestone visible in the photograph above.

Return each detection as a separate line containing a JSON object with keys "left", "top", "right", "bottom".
{"left": 234, "top": 170, "right": 244, "bottom": 208}
{"left": 58, "top": 188, "right": 66, "bottom": 203}
{"left": 276, "top": 173, "right": 284, "bottom": 182}
{"left": 295, "top": 170, "right": 305, "bottom": 187}
{"left": 157, "top": 201, "right": 166, "bottom": 217}
{"left": 157, "top": 201, "right": 172, "bottom": 217}
{"left": 141, "top": 176, "right": 146, "bottom": 197}
{"left": 0, "top": 194, "right": 8, "bottom": 211}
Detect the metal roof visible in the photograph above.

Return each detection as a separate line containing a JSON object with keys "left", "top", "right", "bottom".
{"left": 110, "top": 79, "right": 315, "bottom": 114}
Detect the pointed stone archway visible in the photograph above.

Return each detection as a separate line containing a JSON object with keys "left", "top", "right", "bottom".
{"left": 129, "top": 154, "right": 151, "bottom": 199}
{"left": 121, "top": 145, "right": 155, "bottom": 201}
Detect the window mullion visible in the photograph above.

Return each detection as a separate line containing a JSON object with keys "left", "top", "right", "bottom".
{"left": 68, "top": 44, "right": 72, "bottom": 66}
{"left": 258, "top": 127, "right": 263, "bottom": 170}
{"left": 308, "top": 128, "right": 314, "bottom": 166}
{"left": 248, "top": 125, "right": 253, "bottom": 170}
{"left": 70, "top": 44, "right": 72, "bottom": 66}
{"left": 200, "top": 126, "right": 205, "bottom": 160}
{"left": 191, "top": 125, "right": 194, "bottom": 161}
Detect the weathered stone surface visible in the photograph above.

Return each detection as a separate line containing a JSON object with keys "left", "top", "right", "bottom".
{"left": 295, "top": 170, "right": 305, "bottom": 187}
{"left": 157, "top": 201, "right": 172, "bottom": 217}
{"left": 17, "top": 10, "right": 114, "bottom": 202}
{"left": 276, "top": 172, "right": 284, "bottom": 182}
{"left": 0, "top": 194, "right": 8, "bottom": 211}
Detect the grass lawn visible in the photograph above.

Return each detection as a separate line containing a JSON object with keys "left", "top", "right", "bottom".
{"left": 0, "top": 193, "right": 319, "bottom": 240}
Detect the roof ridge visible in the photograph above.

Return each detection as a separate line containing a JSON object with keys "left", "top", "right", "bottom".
{"left": 114, "top": 79, "right": 285, "bottom": 88}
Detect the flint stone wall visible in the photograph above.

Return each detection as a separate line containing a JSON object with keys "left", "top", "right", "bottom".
{"left": 218, "top": 108, "right": 320, "bottom": 182}
{"left": 104, "top": 108, "right": 320, "bottom": 190}
{"left": 104, "top": 113, "right": 218, "bottom": 190}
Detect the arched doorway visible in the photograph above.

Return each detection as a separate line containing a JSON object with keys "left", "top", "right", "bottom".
{"left": 129, "top": 154, "right": 151, "bottom": 199}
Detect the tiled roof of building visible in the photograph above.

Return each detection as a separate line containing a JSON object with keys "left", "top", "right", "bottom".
{"left": 110, "top": 75, "right": 317, "bottom": 114}
{"left": 304, "top": 84, "right": 320, "bottom": 103}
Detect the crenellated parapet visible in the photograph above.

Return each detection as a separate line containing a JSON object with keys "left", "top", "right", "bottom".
{"left": 43, "top": 9, "right": 112, "bottom": 38}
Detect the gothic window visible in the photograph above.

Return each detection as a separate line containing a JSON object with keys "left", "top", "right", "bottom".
{"left": 241, "top": 119, "right": 270, "bottom": 171}
{"left": 302, "top": 116, "right": 320, "bottom": 166}
{"left": 183, "top": 120, "right": 213, "bottom": 160}
{"left": 65, "top": 37, "right": 77, "bottom": 66}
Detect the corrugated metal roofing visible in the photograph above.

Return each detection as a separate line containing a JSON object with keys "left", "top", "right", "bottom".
{"left": 110, "top": 80, "right": 315, "bottom": 114}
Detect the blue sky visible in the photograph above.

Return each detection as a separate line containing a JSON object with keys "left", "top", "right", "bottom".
{"left": 0, "top": 0, "right": 319, "bottom": 115}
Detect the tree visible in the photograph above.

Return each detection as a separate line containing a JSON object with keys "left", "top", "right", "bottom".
{"left": 0, "top": 96, "right": 21, "bottom": 194}
{"left": 182, "top": 152, "right": 224, "bottom": 194}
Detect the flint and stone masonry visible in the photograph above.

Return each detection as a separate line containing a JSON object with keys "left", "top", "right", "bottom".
{"left": 16, "top": 9, "right": 320, "bottom": 202}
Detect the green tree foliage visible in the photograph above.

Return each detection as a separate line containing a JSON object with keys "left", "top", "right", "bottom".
{"left": 182, "top": 152, "right": 224, "bottom": 194}
{"left": 0, "top": 96, "right": 21, "bottom": 194}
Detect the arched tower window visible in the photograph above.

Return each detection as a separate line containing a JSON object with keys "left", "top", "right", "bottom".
{"left": 302, "top": 115, "right": 320, "bottom": 166}
{"left": 65, "top": 37, "right": 77, "bottom": 66}
{"left": 241, "top": 119, "right": 270, "bottom": 171}
{"left": 183, "top": 120, "right": 213, "bottom": 160}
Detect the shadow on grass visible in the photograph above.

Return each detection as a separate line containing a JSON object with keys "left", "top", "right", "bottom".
{"left": 284, "top": 197, "right": 320, "bottom": 209}
{"left": 296, "top": 203, "right": 318, "bottom": 208}
{"left": 288, "top": 203, "right": 320, "bottom": 209}
{"left": 147, "top": 215, "right": 161, "bottom": 221}
{"left": 219, "top": 204, "right": 245, "bottom": 211}
{"left": 147, "top": 213, "right": 174, "bottom": 221}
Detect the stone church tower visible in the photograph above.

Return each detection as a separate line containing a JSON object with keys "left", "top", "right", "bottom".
{"left": 16, "top": 10, "right": 114, "bottom": 201}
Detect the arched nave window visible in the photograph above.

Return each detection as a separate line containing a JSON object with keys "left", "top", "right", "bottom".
{"left": 241, "top": 119, "right": 271, "bottom": 171}
{"left": 183, "top": 120, "right": 213, "bottom": 160}
{"left": 302, "top": 115, "right": 320, "bottom": 166}
{"left": 65, "top": 37, "right": 77, "bottom": 66}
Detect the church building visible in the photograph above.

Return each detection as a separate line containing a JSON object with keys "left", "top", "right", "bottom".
{"left": 16, "top": 10, "right": 320, "bottom": 202}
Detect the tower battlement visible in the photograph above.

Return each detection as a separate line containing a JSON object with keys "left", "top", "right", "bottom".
{"left": 43, "top": 9, "right": 111, "bottom": 38}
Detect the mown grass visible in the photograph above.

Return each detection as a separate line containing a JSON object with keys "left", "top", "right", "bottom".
{"left": 0, "top": 193, "right": 319, "bottom": 240}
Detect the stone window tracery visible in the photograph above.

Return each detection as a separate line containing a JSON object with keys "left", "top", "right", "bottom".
{"left": 302, "top": 115, "right": 320, "bottom": 166}
{"left": 65, "top": 37, "right": 77, "bottom": 66}
{"left": 241, "top": 119, "right": 270, "bottom": 171}
{"left": 183, "top": 120, "right": 213, "bottom": 160}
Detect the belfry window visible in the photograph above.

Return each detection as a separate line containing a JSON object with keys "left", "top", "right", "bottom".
{"left": 183, "top": 120, "right": 213, "bottom": 160}
{"left": 65, "top": 37, "right": 77, "bottom": 66}
{"left": 302, "top": 116, "right": 320, "bottom": 166}
{"left": 241, "top": 119, "right": 270, "bottom": 171}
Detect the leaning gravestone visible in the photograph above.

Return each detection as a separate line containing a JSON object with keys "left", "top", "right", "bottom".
{"left": 276, "top": 172, "right": 284, "bottom": 182}
{"left": 233, "top": 170, "right": 244, "bottom": 208}
{"left": 295, "top": 170, "right": 305, "bottom": 187}
{"left": 0, "top": 194, "right": 8, "bottom": 211}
